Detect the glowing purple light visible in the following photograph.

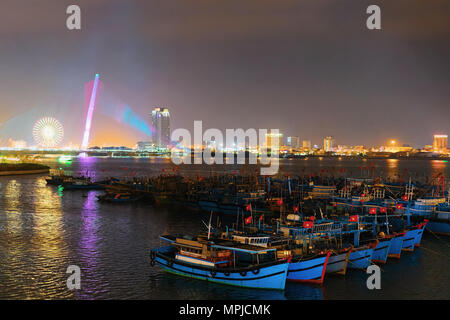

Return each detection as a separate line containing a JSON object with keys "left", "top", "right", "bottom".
{"left": 81, "top": 73, "right": 99, "bottom": 150}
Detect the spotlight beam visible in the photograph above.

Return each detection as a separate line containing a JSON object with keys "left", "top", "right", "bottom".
{"left": 81, "top": 73, "right": 99, "bottom": 150}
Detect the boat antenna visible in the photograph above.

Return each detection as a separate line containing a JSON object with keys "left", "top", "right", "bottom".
{"left": 208, "top": 211, "right": 213, "bottom": 240}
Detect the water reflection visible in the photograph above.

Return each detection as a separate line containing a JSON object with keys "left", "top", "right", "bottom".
{"left": 31, "top": 177, "right": 69, "bottom": 298}
{"left": 76, "top": 191, "right": 108, "bottom": 299}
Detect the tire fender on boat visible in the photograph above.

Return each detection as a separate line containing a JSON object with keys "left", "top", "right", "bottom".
{"left": 224, "top": 271, "right": 230, "bottom": 276}
{"left": 251, "top": 268, "right": 260, "bottom": 275}
{"left": 210, "top": 270, "right": 217, "bottom": 277}
{"left": 240, "top": 271, "right": 247, "bottom": 277}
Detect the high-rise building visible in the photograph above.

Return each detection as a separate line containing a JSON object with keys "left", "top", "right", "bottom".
{"left": 287, "top": 136, "right": 300, "bottom": 149}
{"left": 323, "top": 136, "right": 334, "bottom": 152}
{"left": 136, "top": 141, "right": 155, "bottom": 151}
{"left": 433, "top": 134, "right": 448, "bottom": 153}
{"left": 151, "top": 107, "right": 171, "bottom": 149}
{"left": 302, "top": 140, "right": 311, "bottom": 150}
{"left": 264, "top": 132, "right": 283, "bottom": 149}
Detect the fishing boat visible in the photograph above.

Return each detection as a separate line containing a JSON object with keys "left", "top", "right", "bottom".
{"left": 151, "top": 234, "right": 289, "bottom": 290}
{"left": 97, "top": 192, "right": 142, "bottom": 203}
{"left": 429, "top": 203, "right": 450, "bottom": 235}
{"left": 286, "top": 251, "right": 331, "bottom": 284}
{"left": 371, "top": 237, "right": 392, "bottom": 264}
{"left": 347, "top": 245, "right": 374, "bottom": 270}
{"left": 62, "top": 179, "right": 104, "bottom": 190}
{"left": 387, "top": 232, "right": 405, "bottom": 259}
{"left": 326, "top": 249, "right": 351, "bottom": 275}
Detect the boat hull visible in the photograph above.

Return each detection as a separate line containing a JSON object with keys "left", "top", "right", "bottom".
{"left": 414, "top": 224, "right": 426, "bottom": 247}
{"left": 388, "top": 234, "right": 404, "bottom": 259}
{"left": 287, "top": 252, "right": 331, "bottom": 284}
{"left": 402, "top": 229, "right": 419, "bottom": 252}
{"left": 348, "top": 247, "right": 373, "bottom": 270}
{"left": 152, "top": 247, "right": 289, "bottom": 290}
{"left": 371, "top": 239, "right": 391, "bottom": 264}
{"left": 426, "top": 221, "right": 450, "bottom": 236}
{"left": 326, "top": 251, "right": 350, "bottom": 275}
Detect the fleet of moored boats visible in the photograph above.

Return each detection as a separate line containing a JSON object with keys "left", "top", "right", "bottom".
{"left": 45, "top": 168, "right": 449, "bottom": 290}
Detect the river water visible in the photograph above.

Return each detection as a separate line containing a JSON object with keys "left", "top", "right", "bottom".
{"left": 0, "top": 157, "right": 449, "bottom": 299}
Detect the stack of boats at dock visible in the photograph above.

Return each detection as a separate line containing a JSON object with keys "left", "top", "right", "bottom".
{"left": 150, "top": 205, "right": 429, "bottom": 290}
{"left": 45, "top": 170, "right": 450, "bottom": 235}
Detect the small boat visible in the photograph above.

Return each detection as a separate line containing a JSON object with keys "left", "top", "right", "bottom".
{"left": 97, "top": 192, "right": 142, "bottom": 203}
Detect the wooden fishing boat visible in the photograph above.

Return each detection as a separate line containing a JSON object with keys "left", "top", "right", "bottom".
{"left": 151, "top": 235, "right": 289, "bottom": 290}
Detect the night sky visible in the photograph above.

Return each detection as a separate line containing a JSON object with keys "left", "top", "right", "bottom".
{"left": 1, "top": 0, "right": 449, "bottom": 148}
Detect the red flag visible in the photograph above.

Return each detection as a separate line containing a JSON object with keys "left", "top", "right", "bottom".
{"left": 293, "top": 206, "right": 299, "bottom": 213}
{"left": 369, "top": 207, "right": 377, "bottom": 215}
{"left": 349, "top": 215, "right": 359, "bottom": 222}
{"left": 245, "top": 216, "right": 252, "bottom": 224}
{"left": 277, "top": 199, "right": 283, "bottom": 205}
{"left": 396, "top": 203, "right": 403, "bottom": 210}
{"left": 380, "top": 207, "right": 387, "bottom": 214}
{"left": 303, "top": 221, "right": 314, "bottom": 228}
{"left": 333, "top": 202, "right": 337, "bottom": 207}
{"left": 101, "top": 169, "right": 105, "bottom": 172}
{"left": 246, "top": 204, "right": 252, "bottom": 211}
{"left": 309, "top": 216, "right": 316, "bottom": 221}
{"left": 123, "top": 167, "right": 127, "bottom": 170}
{"left": 340, "top": 168, "right": 346, "bottom": 173}
{"left": 259, "top": 214, "right": 264, "bottom": 222}
{"left": 402, "top": 195, "right": 408, "bottom": 201}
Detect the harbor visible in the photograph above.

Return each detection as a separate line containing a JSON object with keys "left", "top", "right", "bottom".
{"left": 1, "top": 157, "right": 448, "bottom": 299}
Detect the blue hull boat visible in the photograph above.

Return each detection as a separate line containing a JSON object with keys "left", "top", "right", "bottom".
{"left": 387, "top": 233, "right": 404, "bottom": 259}
{"left": 426, "top": 221, "right": 450, "bottom": 235}
{"left": 414, "top": 223, "right": 427, "bottom": 247}
{"left": 151, "top": 245, "right": 289, "bottom": 290}
{"left": 348, "top": 247, "right": 373, "bottom": 270}
{"left": 287, "top": 252, "right": 331, "bottom": 284}
{"left": 371, "top": 239, "right": 391, "bottom": 264}
{"left": 402, "top": 229, "right": 419, "bottom": 252}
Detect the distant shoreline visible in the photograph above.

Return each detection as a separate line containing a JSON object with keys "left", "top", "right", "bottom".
{"left": 0, "top": 163, "right": 50, "bottom": 176}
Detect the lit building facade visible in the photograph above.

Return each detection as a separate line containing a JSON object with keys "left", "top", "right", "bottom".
{"left": 287, "top": 136, "right": 300, "bottom": 149}
{"left": 433, "top": 135, "right": 448, "bottom": 153}
{"left": 151, "top": 107, "right": 171, "bottom": 149}
{"left": 323, "top": 136, "right": 334, "bottom": 152}
{"left": 302, "top": 140, "right": 311, "bottom": 150}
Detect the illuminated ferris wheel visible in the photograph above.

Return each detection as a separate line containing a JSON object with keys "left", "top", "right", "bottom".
{"left": 32, "top": 117, "right": 64, "bottom": 148}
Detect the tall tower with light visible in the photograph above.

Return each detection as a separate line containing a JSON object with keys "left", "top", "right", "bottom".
{"left": 151, "top": 107, "right": 171, "bottom": 149}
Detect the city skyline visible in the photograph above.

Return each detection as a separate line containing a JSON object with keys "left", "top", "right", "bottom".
{"left": 1, "top": 1, "right": 450, "bottom": 148}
